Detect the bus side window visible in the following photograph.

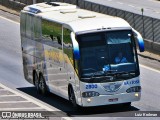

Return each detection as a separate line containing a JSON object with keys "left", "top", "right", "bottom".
{"left": 25, "top": 14, "right": 33, "bottom": 38}
{"left": 42, "top": 19, "right": 62, "bottom": 50}
{"left": 34, "top": 16, "right": 41, "bottom": 40}
{"left": 20, "top": 12, "right": 26, "bottom": 36}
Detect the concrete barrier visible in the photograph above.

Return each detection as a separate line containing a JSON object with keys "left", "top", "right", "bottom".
{"left": 153, "top": 42, "right": 160, "bottom": 53}
{"left": 144, "top": 40, "right": 153, "bottom": 51}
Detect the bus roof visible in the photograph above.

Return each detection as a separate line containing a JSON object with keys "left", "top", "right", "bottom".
{"left": 23, "top": 2, "right": 131, "bottom": 33}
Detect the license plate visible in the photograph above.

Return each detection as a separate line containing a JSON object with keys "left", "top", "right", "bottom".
{"left": 108, "top": 98, "right": 118, "bottom": 102}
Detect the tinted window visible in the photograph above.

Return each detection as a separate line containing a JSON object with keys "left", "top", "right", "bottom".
{"left": 107, "top": 31, "right": 131, "bottom": 44}
{"left": 77, "top": 30, "right": 139, "bottom": 82}
{"left": 34, "top": 16, "right": 41, "bottom": 40}
{"left": 25, "top": 14, "right": 34, "bottom": 38}
{"left": 42, "top": 19, "right": 62, "bottom": 50}
{"left": 79, "top": 33, "right": 105, "bottom": 48}
{"left": 20, "top": 12, "right": 26, "bottom": 36}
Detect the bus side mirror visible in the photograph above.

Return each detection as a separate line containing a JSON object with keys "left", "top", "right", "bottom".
{"left": 70, "top": 32, "right": 80, "bottom": 60}
{"left": 132, "top": 28, "right": 145, "bottom": 52}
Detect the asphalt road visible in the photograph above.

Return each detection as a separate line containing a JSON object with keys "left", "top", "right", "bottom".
{"left": 86, "top": 0, "right": 160, "bottom": 19}
{"left": 0, "top": 10, "right": 160, "bottom": 119}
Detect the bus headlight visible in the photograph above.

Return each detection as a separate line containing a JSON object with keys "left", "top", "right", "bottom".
{"left": 126, "top": 86, "right": 141, "bottom": 93}
{"left": 82, "top": 91, "right": 100, "bottom": 98}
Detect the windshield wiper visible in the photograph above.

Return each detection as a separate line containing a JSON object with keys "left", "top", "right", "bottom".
{"left": 104, "top": 70, "right": 117, "bottom": 74}
{"left": 115, "top": 71, "right": 135, "bottom": 77}
{"left": 89, "top": 70, "right": 117, "bottom": 82}
{"left": 91, "top": 70, "right": 117, "bottom": 79}
{"left": 84, "top": 71, "right": 105, "bottom": 82}
{"left": 91, "top": 71, "right": 104, "bottom": 79}
{"left": 83, "top": 68, "right": 97, "bottom": 72}
{"left": 99, "top": 71, "right": 135, "bottom": 83}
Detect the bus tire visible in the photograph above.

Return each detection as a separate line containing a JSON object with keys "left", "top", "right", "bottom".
{"left": 34, "top": 72, "right": 40, "bottom": 93}
{"left": 39, "top": 74, "right": 48, "bottom": 96}
{"left": 69, "top": 87, "right": 79, "bottom": 110}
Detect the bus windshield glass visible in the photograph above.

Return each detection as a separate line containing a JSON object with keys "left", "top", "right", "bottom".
{"left": 77, "top": 30, "right": 139, "bottom": 83}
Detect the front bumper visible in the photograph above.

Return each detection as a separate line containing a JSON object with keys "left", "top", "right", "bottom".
{"left": 81, "top": 92, "right": 141, "bottom": 107}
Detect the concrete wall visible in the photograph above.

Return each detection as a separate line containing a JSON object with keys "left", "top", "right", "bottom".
{"left": 0, "top": 0, "right": 160, "bottom": 53}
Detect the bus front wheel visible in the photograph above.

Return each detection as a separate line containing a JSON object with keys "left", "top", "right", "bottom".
{"left": 69, "top": 87, "right": 79, "bottom": 110}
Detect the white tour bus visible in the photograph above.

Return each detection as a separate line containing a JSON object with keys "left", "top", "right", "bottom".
{"left": 20, "top": 2, "right": 144, "bottom": 109}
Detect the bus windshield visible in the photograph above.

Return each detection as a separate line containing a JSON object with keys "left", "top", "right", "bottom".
{"left": 77, "top": 30, "right": 139, "bottom": 83}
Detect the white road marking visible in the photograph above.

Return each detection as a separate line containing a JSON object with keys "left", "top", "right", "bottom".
{"left": 0, "top": 95, "right": 19, "bottom": 97}
{"left": 0, "top": 101, "right": 29, "bottom": 103}
{"left": 0, "top": 83, "right": 56, "bottom": 111}
{"left": 0, "top": 16, "right": 19, "bottom": 24}
{"left": 0, "top": 107, "right": 43, "bottom": 110}
{"left": 0, "top": 89, "right": 7, "bottom": 91}
{"left": 140, "top": 64, "right": 160, "bottom": 73}
{"left": 0, "top": 83, "right": 71, "bottom": 119}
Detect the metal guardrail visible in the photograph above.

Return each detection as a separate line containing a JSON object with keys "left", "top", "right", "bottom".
{"left": 0, "top": 0, "right": 160, "bottom": 51}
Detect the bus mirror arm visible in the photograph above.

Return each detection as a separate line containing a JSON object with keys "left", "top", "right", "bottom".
{"left": 132, "top": 28, "right": 145, "bottom": 52}
{"left": 70, "top": 32, "right": 80, "bottom": 60}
